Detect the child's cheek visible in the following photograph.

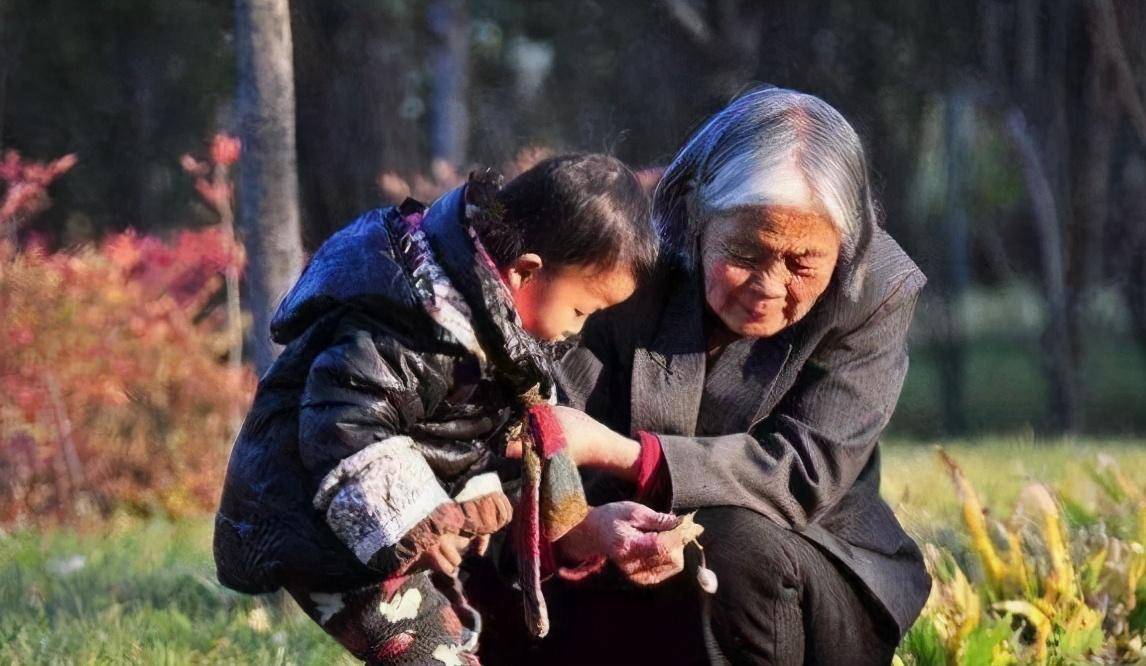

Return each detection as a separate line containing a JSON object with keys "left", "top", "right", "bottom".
{"left": 513, "top": 287, "right": 542, "bottom": 338}
{"left": 535, "top": 305, "right": 559, "bottom": 341}
{"left": 523, "top": 289, "right": 561, "bottom": 341}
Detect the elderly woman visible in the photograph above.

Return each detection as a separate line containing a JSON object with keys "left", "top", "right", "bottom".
{"left": 482, "top": 88, "right": 931, "bottom": 665}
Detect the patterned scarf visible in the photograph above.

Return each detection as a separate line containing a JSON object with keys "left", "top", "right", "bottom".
{"left": 388, "top": 175, "right": 588, "bottom": 637}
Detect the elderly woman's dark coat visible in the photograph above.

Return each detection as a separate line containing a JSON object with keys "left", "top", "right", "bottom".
{"left": 531, "top": 226, "right": 931, "bottom": 663}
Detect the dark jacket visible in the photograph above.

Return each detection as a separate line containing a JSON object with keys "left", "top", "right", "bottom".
{"left": 214, "top": 183, "right": 541, "bottom": 594}
{"left": 558, "top": 227, "right": 931, "bottom": 636}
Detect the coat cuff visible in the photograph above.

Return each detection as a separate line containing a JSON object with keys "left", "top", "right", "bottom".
{"left": 453, "top": 472, "right": 514, "bottom": 537}
{"left": 313, "top": 435, "right": 451, "bottom": 566}
{"left": 634, "top": 431, "right": 671, "bottom": 511}
{"left": 655, "top": 433, "right": 710, "bottom": 512}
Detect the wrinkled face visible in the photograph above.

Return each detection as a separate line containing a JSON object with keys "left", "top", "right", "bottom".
{"left": 700, "top": 205, "right": 841, "bottom": 338}
{"left": 506, "top": 261, "right": 637, "bottom": 342}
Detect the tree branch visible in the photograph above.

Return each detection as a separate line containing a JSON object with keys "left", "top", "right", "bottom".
{"left": 1003, "top": 108, "right": 1067, "bottom": 311}
{"left": 661, "top": 0, "right": 714, "bottom": 50}
{"left": 1092, "top": 0, "right": 1146, "bottom": 145}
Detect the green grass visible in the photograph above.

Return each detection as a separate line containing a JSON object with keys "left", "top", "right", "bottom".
{"left": 1, "top": 437, "right": 1143, "bottom": 664}
{"left": 883, "top": 437, "right": 1146, "bottom": 538}
{"left": 0, "top": 518, "right": 354, "bottom": 665}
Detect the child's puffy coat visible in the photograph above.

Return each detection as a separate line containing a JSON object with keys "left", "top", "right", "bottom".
{"left": 214, "top": 179, "right": 549, "bottom": 595}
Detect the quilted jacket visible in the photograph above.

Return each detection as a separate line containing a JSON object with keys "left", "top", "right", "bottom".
{"left": 214, "top": 179, "right": 548, "bottom": 594}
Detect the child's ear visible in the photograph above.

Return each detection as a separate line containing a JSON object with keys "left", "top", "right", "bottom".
{"left": 501, "top": 253, "right": 544, "bottom": 292}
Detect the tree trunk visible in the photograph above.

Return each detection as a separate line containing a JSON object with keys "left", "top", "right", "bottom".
{"left": 128, "top": 51, "right": 161, "bottom": 228}
{"left": 1060, "top": 2, "right": 1121, "bottom": 427}
{"left": 937, "top": 92, "right": 971, "bottom": 435}
{"left": 989, "top": 0, "right": 1082, "bottom": 433}
{"left": 1004, "top": 109, "right": 1079, "bottom": 433}
{"left": 1116, "top": 152, "right": 1146, "bottom": 349}
{"left": 235, "top": 0, "right": 304, "bottom": 376}
{"left": 291, "top": 1, "right": 424, "bottom": 248}
{"left": 0, "top": 0, "right": 13, "bottom": 148}
{"left": 427, "top": 0, "right": 470, "bottom": 167}
{"left": 1043, "top": 0, "right": 1083, "bottom": 433}
{"left": 1094, "top": 0, "right": 1146, "bottom": 353}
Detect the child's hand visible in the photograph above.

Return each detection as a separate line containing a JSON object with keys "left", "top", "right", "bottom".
{"left": 412, "top": 491, "right": 512, "bottom": 575}
{"left": 415, "top": 533, "right": 474, "bottom": 576}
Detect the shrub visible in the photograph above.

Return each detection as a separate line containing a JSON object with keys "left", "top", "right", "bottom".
{"left": 0, "top": 229, "right": 253, "bottom": 525}
{"left": 0, "top": 149, "right": 77, "bottom": 242}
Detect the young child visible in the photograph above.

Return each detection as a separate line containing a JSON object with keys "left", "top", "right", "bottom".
{"left": 214, "top": 154, "right": 659, "bottom": 664}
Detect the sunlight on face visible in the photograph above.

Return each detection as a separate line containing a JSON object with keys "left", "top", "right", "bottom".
{"left": 700, "top": 205, "right": 840, "bottom": 338}
{"left": 512, "top": 264, "right": 637, "bottom": 342}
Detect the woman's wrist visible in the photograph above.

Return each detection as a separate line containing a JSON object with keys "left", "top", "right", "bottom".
{"left": 555, "top": 509, "right": 600, "bottom": 564}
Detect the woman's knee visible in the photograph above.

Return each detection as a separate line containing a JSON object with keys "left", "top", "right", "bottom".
{"left": 694, "top": 507, "right": 899, "bottom": 665}
{"left": 690, "top": 508, "right": 808, "bottom": 663}
{"left": 694, "top": 507, "right": 806, "bottom": 595}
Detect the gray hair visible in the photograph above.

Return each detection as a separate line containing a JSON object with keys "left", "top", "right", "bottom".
{"left": 653, "top": 86, "right": 877, "bottom": 300}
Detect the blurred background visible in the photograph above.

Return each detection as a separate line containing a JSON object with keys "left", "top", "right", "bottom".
{"left": 3, "top": 0, "right": 1145, "bottom": 519}
{"left": 1, "top": 2, "right": 1145, "bottom": 661}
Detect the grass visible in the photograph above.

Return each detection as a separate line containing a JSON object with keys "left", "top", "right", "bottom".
{"left": 883, "top": 436, "right": 1146, "bottom": 538}
{"left": 1, "top": 437, "right": 1143, "bottom": 664}
{"left": 0, "top": 518, "right": 354, "bottom": 665}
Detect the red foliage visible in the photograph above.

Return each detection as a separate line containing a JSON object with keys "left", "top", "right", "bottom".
{"left": 0, "top": 150, "right": 77, "bottom": 236}
{"left": 182, "top": 132, "right": 240, "bottom": 216}
{"left": 105, "top": 228, "right": 245, "bottom": 307}
{"left": 209, "top": 133, "right": 241, "bottom": 167}
{"left": 0, "top": 229, "right": 254, "bottom": 525}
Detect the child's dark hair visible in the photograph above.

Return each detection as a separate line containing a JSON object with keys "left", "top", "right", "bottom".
{"left": 475, "top": 154, "right": 656, "bottom": 280}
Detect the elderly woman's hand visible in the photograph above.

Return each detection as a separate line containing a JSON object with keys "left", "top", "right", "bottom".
{"left": 505, "top": 406, "right": 643, "bottom": 481}
{"left": 557, "top": 501, "right": 686, "bottom": 585}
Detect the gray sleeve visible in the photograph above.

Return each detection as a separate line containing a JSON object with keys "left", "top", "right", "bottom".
{"left": 657, "top": 273, "right": 924, "bottom": 530}
{"left": 557, "top": 313, "right": 614, "bottom": 412}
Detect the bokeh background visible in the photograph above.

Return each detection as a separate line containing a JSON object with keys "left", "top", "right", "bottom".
{"left": 1, "top": 1, "right": 1145, "bottom": 663}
